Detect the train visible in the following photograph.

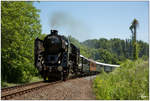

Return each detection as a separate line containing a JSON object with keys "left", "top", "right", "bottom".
{"left": 34, "top": 30, "right": 119, "bottom": 81}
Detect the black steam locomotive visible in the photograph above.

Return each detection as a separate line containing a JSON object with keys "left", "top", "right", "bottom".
{"left": 34, "top": 30, "right": 81, "bottom": 81}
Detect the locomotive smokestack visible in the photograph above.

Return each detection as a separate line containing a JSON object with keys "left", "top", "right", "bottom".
{"left": 51, "top": 30, "right": 58, "bottom": 35}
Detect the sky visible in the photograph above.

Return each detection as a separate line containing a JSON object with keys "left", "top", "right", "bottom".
{"left": 33, "top": 1, "right": 149, "bottom": 43}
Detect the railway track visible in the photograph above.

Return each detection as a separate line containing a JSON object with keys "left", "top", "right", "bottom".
{"left": 1, "top": 81, "right": 62, "bottom": 100}
{"left": 1, "top": 74, "right": 97, "bottom": 100}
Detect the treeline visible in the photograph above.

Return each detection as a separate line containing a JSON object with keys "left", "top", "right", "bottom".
{"left": 1, "top": 1, "right": 41, "bottom": 83}
{"left": 69, "top": 37, "right": 149, "bottom": 64}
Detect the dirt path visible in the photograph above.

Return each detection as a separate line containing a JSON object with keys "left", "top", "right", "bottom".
{"left": 12, "top": 76, "right": 96, "bottom": 100}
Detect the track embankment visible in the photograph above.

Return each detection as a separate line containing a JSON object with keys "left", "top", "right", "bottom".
{"left": 11, "top": 76, "right": 96, "bottom": 100}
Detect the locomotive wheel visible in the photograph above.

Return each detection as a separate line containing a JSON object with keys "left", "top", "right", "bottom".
{"left": 63, "top": 69, "right": 69, "bottom": 81}
{"left": 55, "top": 72, "right": 61, "bottom": 81}
{"left": 43, "top": 70, "right": 47, "bottom": 82}
{"left": 60, "top": 72, "right": 64, "bottom": 81}
{"left": 44, "top": 76, "right": 46, "bottom": 81}
{"left": 48, "top": 77, "right": 54, "bottom": 82}
{"left": 47, "top": 72, "right": 62, "bottom": 81}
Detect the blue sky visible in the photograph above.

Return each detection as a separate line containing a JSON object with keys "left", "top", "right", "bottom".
{"left": 33, "top": 1, "right": 149, "bottom": 43}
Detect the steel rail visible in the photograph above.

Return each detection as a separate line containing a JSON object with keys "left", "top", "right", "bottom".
{"left": 1, "top": 81, "right": 43, "bottom": 92}
{"left": 1, "top": 81, "right": 62, "bottom": 100}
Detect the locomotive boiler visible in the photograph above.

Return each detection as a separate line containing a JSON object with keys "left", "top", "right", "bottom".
{"left": 34, "top": 30, "right": 81, "bottom": 81}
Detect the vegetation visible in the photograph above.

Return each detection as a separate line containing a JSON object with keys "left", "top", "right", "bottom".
{"left": 1, "top": 76, "right": 42, "bottom": 88}
{"left": 70, "top": 36, "right": 148, "bottom": 64}
{"left": 129, "top": 18, "right": 139, "bottom": 60}
{"left": 1, "top": 1, "right": 41, "bottom": 83}
{"left": 93, "top": 59, "right": 149, "bottom": 100}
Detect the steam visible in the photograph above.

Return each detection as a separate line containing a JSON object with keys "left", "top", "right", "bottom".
{"left": 49, "top": 11, "right": 91, "bottom": 42}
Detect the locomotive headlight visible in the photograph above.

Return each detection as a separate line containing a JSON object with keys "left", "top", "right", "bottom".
{"left": 58, "top": 60, "right": 61, "bottom": 64}
{"left": 57, "top": 66, "right": 63, "bottom": 72}
{"left": 65, "top": 42, "right": 68, "bottom": 45}
{"left": 42, "top": 60, "right": 44, "bottom": 64}
{"left": 78, "top": 65, "right": 82, "bottom": 69}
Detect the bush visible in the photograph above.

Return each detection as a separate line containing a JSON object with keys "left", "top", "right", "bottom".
{"left": 93, "top": 59, "right": 149, "bottom": 100}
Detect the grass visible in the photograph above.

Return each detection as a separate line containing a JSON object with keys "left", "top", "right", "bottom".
{"left": 93, "top": 59, "right": 149, "bottom": 100}
{"left": 1, "top": 76, "right": 43, "bottom": 88}
{"left": 29, "top": 76, "right": 43, "bottom": 83}
{"left": 1, "top": 82, "right": 18, "bottom": 88}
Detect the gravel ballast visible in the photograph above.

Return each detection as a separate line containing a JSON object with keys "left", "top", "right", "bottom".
{"left": 13, "top": 77, "right": 96, "bottom": 100}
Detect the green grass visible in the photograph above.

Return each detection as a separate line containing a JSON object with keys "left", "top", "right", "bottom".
{"left": 29, "top": 76, "right": 43, "bottom": 83}
{"left": 1, "top": 81, "right": 18, "bottom": 88}
{"left": 93, "top": 59, "right": 149, "bottom": 100}
{"left": 1, "top": 76, "right": 43, "bottom": 88}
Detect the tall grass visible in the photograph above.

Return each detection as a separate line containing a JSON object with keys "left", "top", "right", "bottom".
{"left": 93, "top": 59, "right": 149, "bottom": 100}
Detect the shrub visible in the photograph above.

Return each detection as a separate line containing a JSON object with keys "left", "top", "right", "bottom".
{"left": 93, "top": 59, "right": 149, "bottom": 100}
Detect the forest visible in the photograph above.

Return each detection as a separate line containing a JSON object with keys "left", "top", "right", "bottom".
{"left": 69, "top": 36, "right": 148, "bottom": 64}
{"left": 1, "top": 1, "right": 149, "bottom": 86}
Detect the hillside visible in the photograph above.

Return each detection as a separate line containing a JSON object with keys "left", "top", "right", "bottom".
{"left": 69, "top": 36, "right": 149, "bottom": 64}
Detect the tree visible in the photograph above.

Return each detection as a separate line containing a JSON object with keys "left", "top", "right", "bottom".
{"left": 129, "top": 18, "right": 139, "bottom": 60}
{"left": 1, "top": 1, "right": 41, "bottom": 83}
{"left": 94, "top": 49, "right": 118, "bottom": 64}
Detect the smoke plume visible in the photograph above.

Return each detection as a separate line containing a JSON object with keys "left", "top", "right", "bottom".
{"left": 49, "top": 11, "right": 91, "bottom": 42}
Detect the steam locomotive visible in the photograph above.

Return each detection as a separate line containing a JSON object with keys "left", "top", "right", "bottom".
{"left": 34, "top": 30, "right": 82, "bottom": 81}
{"left": 34, "top": 30, "right": 119, "bottom": 81}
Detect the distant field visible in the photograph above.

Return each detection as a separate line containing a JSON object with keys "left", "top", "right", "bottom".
{"left": 93, "top": 59, "right": 149, "bottom": 100}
